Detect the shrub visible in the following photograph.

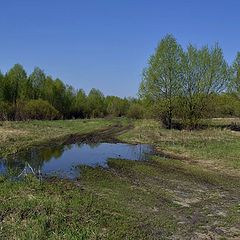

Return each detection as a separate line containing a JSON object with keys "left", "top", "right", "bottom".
{"left": 173, "top": 95, "right": 215, "bottom": 129}
{"left": 23, "top": 99, "right": 60, "bottom": 120}
{"left": 127, "top": 103, "right": 144, "bottom": 119}
{"left": 213, "top": 94, "right": 240, "bottom": 117}
{"left": 0, "top": 101, "right": 14, "bottom": 120}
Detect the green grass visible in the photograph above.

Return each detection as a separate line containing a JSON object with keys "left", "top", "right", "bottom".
{"left": 0, "top": 169, "right": 177, "bottom": 239}
{"left": 0, "top": 118, "right": 240, "bottom": 239}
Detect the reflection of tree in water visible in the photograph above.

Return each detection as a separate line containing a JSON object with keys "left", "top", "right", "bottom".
{"left": 40, "top": 146, "right": 65, "bottom": 161}
{"left": 76, "top": 142, "right": 101, "bottom": 149}
{"left": 1, "top": 145, "right": 66, "bottom": 176}
{"left": 65, "top": 144, "right": 73, "bottom": 151}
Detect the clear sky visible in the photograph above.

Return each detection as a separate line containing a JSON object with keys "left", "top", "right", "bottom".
{"left": 0, "top": 0, "right": 239, "bottom": 97}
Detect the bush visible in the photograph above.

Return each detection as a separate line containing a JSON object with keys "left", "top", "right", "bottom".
{"left": 213, "top": 94, "right": 240, "bottom": 117}
{"left": 0, "top": 101, "right": 14, "bottom": 120}
{"left": 127, "top": 103, "right": 144, "bottom": 119}
{"left": 23, "top": 99, "right": 60, "bottom": 120}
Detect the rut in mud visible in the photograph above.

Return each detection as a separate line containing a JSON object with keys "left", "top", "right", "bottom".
{"left": 63, "top": 124, "right": 133, "bottom": 145}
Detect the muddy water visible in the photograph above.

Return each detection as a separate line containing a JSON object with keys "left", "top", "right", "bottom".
{"left": 0, "top": 143, "right": 153, "bottom": 179}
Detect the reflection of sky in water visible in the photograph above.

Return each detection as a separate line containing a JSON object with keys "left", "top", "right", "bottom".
{"left": 0, "top": 143, "right": 153, "bottom": 179}
{"left": 0, "top": 161, "right": 6, "bottom": 173}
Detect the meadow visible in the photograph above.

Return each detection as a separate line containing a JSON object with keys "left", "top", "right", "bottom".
{"left": 0, "top": 118, "right": 239, "bottom": 239}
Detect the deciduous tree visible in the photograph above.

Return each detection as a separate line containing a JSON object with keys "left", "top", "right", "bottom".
{"left": 139, "top": 34, "right": 183, "bottom": 128}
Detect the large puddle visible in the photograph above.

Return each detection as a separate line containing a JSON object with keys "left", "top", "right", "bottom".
{"left": 0, "top": 142, "right": 153, "bottom": 179}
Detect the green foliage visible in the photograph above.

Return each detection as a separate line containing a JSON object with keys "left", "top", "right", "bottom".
{"left": 139, "top": 34, "right": 183, "bottom": 128}
{"left": 0, "top": 71, "right": 4, "bottom": 100}
{"left": 0, "top": 65, "right": 134, "bottom": 121}
{"left": 179, "top": 44, "right": 230, "bottom": 127}
{"left": 23, "top": 99, "right": 60, "bottom": 120}
{"left": 213, "top": 94, "right": 240, "bottom": 117}
{"left": 140, "top": 34, "right": 232, "bottom": 129}
{"left": 4, "top": 64, "right": 28, "bottom": 104}
{"left": 73, "top": 89, "right": 88, "bottom": 118}
{"left": 28, "top": 67, "right": 46, "bottom": 99}
{"left": 231, "top": 52, "right": 240, "bottom": 94}
{"left": 0, "top": 43, "right": 239, "bottom": 124}
{"left": 86, "top": 88, "right": 105, "bottom": 118}
{"left": 127, "top": 103, "right": 144, "bottom": 119}
{"left": 0, "top": 101, "right": 14, "bottom": 120}
{"left": 105, "top": 96, "right": 130, "bottom": 117}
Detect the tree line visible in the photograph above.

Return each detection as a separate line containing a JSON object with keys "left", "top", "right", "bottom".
{"left": 1, "top": 35, "right": 240, "bottom": 125}
{"left": 0, "top": 65, "right": 144, "bottom": 120}
{"left": 140, "top": 34, "right": 240, "bottom": 128}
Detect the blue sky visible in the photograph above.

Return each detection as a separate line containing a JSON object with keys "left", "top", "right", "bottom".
{"left": 0, "top": 0, "right": 239, "bottom": 97}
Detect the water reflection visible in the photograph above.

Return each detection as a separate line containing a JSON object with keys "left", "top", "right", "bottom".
{"left": 0, "top": 143, "right": 153, "bottom": 179}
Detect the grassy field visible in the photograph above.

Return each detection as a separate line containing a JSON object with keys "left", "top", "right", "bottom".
{"left": 0, "top": 118, "right": 240, "bottom": 239}
{"left": 119, "top": 119, "right": 240, "bottom": 176}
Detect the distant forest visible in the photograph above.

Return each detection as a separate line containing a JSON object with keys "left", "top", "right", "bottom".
{"left": 0, "top": 65, "right": 142, "bottom": 121}
{"left": 1, "top": 34, "right": 240, "bottom": 128}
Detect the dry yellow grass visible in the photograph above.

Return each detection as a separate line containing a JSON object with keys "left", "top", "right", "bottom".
{"left": 0, "top": 128, "right": 29, "bottom": 142}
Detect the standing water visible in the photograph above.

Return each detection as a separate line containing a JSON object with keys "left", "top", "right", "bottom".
{"left": 0, "top": 142, "right": 153, "bottom": 179}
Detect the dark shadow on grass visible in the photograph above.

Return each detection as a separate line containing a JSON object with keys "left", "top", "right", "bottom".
{"left": 169, "top": 120, "right": 240, "bottom": 131}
